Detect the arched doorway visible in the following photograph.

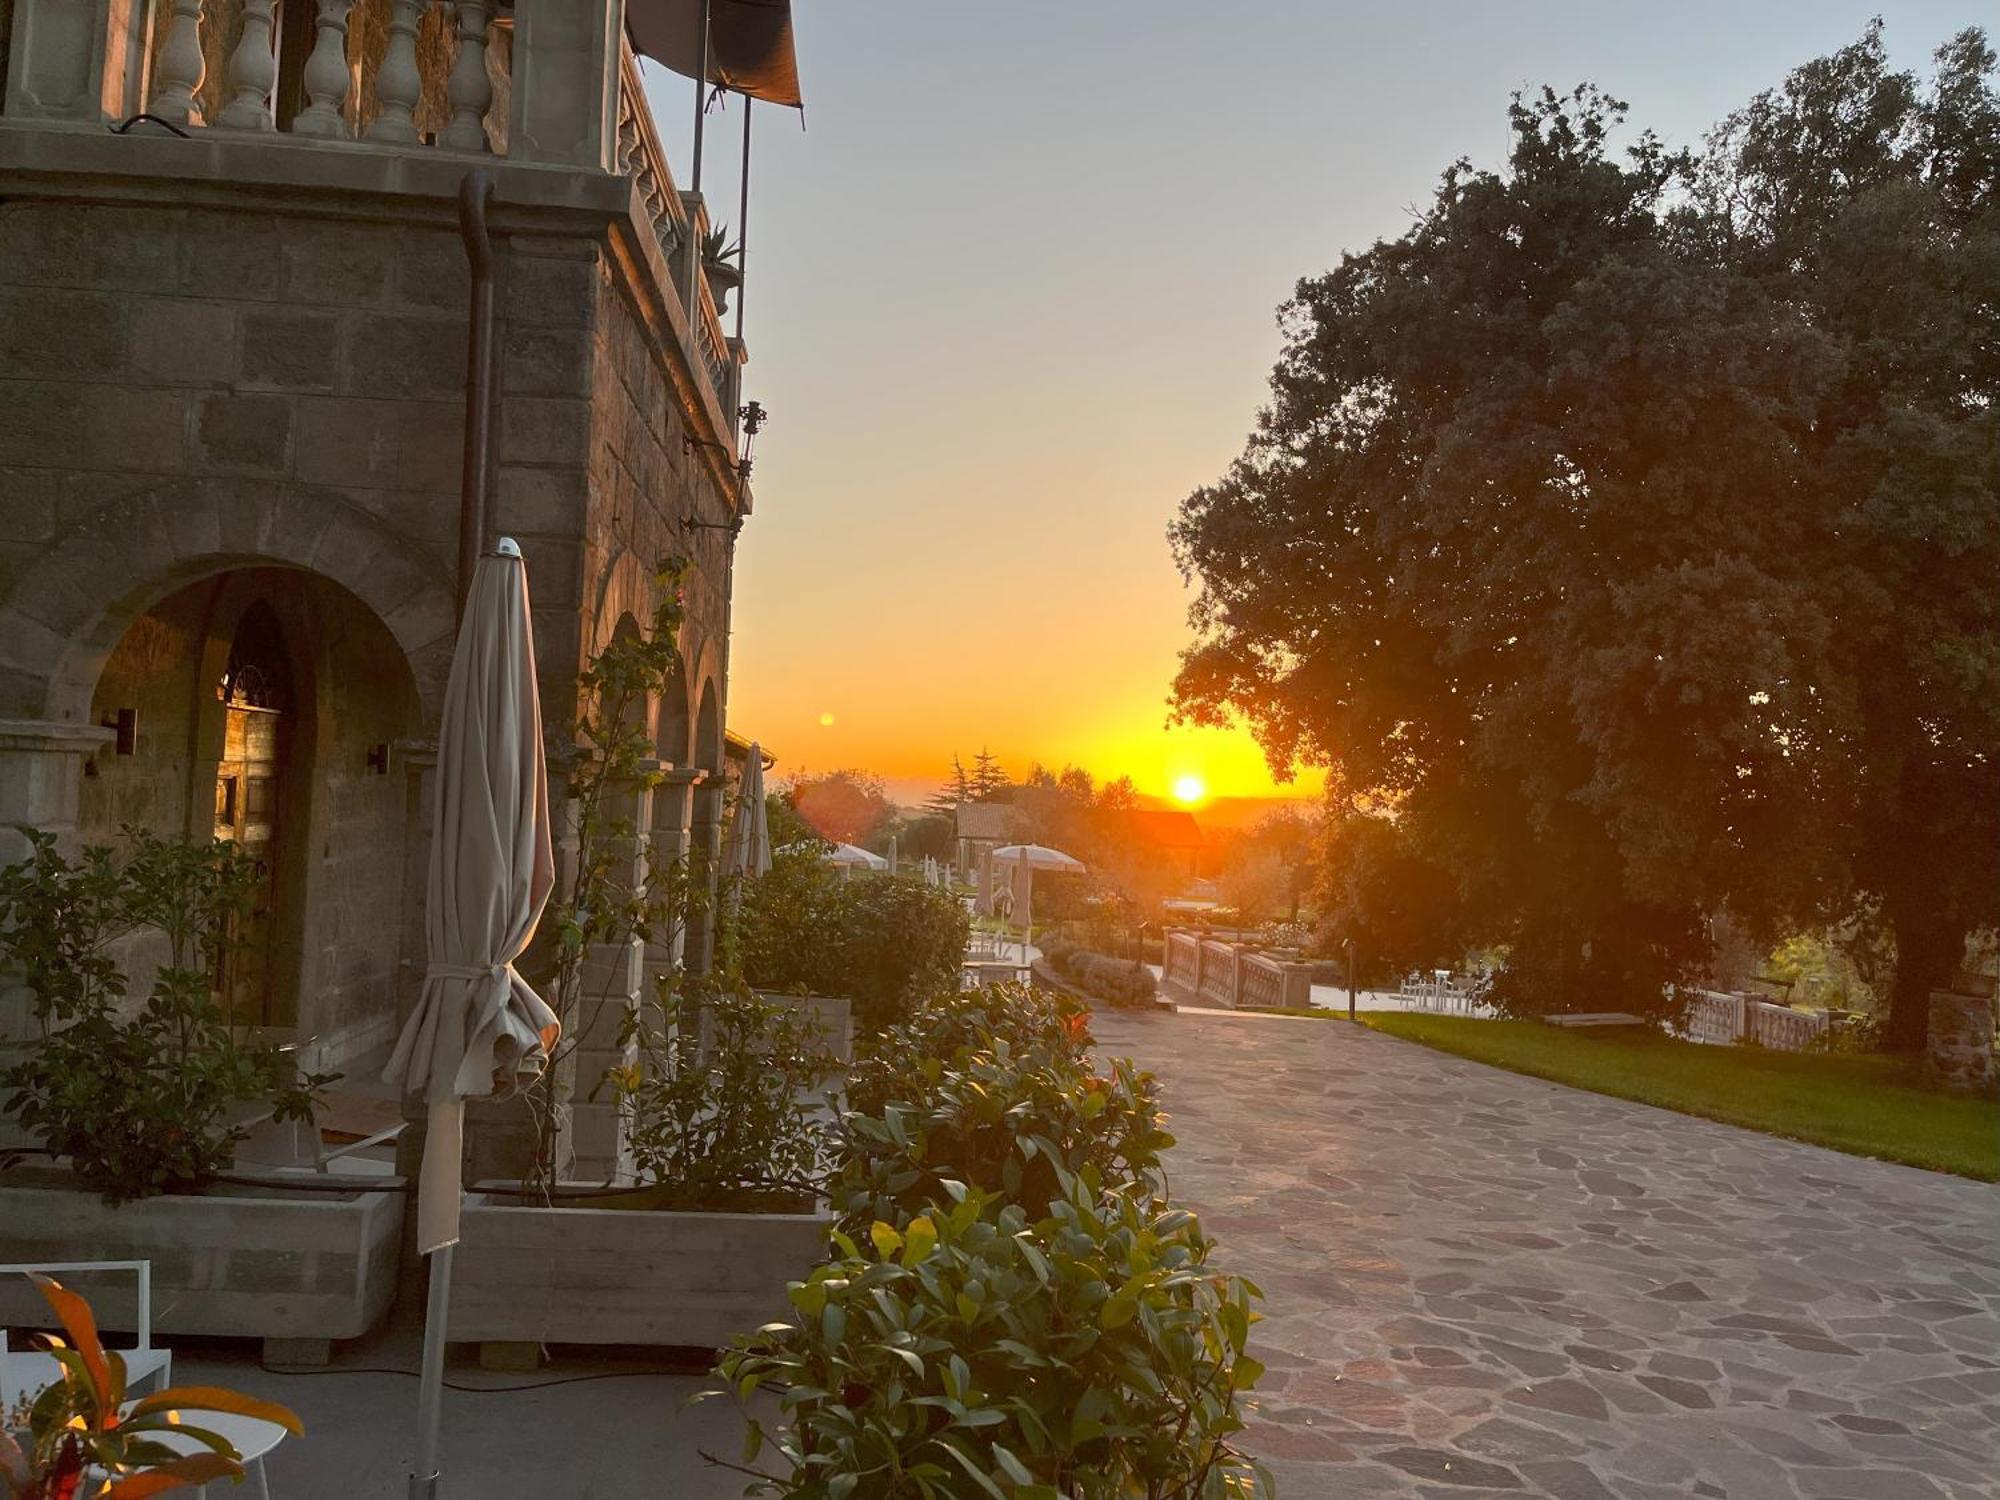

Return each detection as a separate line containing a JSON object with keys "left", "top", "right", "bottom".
{"left": 79, "top": 567, "right": 425, "bottom": 1065}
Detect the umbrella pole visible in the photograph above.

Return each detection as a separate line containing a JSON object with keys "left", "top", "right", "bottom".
{"left": 408, "top": 1242, "right": 454, "bottom": 1499}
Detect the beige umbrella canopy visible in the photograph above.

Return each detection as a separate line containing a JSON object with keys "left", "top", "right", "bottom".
{"left": 383, "top": 540, "right": 557, "bottom": 1256}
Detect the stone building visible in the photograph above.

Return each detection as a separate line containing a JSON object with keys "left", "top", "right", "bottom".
{"left": 0, "top": 2, "right": 756, "bottom": 1177}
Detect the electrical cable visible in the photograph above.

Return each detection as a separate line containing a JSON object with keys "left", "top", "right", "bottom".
{"left": 111, "top": 113, "right": 191, "bottom": 138}
{"left": 255, "top": 1361, "right": 710, "bottom": 1394}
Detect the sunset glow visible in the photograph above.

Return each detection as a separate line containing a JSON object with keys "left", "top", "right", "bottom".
{"left": 648, "top": 4, "right": 1932, "bottom": 811}
{"left": 1173, "top": 774, "right": 1206, "bottom": 806}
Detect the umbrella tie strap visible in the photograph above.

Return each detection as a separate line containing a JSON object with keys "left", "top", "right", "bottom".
{"left": 426, "top": 961, "right": 512, "bottom": 983}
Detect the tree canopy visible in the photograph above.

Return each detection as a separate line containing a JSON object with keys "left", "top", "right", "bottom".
{"left": 784, "top": 768, "right": 897, "bottom": 848}
{"left": 1172, "top": 25, "right": 1998, "bottom": 1038}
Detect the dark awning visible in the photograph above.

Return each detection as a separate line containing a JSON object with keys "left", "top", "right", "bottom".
{"left": 628, "top": 0, "right": 802, "bottom": 109}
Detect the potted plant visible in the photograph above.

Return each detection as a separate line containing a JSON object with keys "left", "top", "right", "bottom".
{"left": 700, "top": 224, "right": 742, "bottom": 316}
{"left": 2, "top": 1273, "right": 303, "bottom": 1498}
{"left": 0, "top": 833, "right": 405, "bottom": 1365}
{"left": 450, "top": 975, "right": 838, "bottom": 1359}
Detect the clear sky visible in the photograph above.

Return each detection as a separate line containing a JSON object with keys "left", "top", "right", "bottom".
{"left": 639, "top": 1, "right": 1976, "bottom": 805}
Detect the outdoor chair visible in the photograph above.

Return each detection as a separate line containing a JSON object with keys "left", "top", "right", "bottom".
{"left": 0, "top": 1259, "right": 173, "bottom": 1409}
{"left": 139, "top": 1406, "right": 286, "bottom": 1499}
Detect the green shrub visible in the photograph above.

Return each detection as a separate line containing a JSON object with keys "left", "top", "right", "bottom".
{"left": 739, "top": 849, "right": 970, "bottom": 1033}
{"left": 830, "top": 1043, "right": 1174, "bottom": 1230}
{"left": 845, "top": 983, "right": 1091, "bottom": 1117}
{"left": 0, "top": 831, "right": 330, "bottom": 1203}
{"left": 597, "top": 975, "right": 837, "bottom": 1209}
{"left": 716, "top": 1180, "right": 1273, "bottom": 1500}
{"left": 1040, "top": 932, "right": 1158, "bottom": 1010}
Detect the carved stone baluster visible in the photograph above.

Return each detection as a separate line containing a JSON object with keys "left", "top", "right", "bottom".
{"left": 290, "top": 0, "right": 355, "bottom": 138}
{"left": 216, "top": 0, "right": 280, "bottom": 130}
{"left": 440, "top": 1, "right": 495, "bottom": 152}
{"left": 150, "top": 0, "right": 209, "bottom": 127}
{"left": 366, "top": 0, "right": 426, "bottom": 144}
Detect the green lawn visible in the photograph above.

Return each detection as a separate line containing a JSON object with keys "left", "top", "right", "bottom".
{"left": 1353, "top": 1013, "right": 2000, "bottom": 1182}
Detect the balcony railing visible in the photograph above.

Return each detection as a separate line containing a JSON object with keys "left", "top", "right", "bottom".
{"left": 613, "top": 40, "right": 737, "bottom": 417}
{"left": 134, "top": 1, "right": 512, "bottom": 152}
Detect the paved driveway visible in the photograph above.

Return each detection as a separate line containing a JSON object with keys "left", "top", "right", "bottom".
{"left": 1090, "top": 1010, "right": 1999, "bottom": 1500}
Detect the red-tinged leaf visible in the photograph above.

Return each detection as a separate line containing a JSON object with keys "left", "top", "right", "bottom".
{"left": 102, "top": 1451, "right": 245, "bottom": 1497}
{"left": 32, "top": 1275, "right": 112, "bottom": 1409}
{"left": 126, "top": 1387, "right": 303, "bottom": 1437}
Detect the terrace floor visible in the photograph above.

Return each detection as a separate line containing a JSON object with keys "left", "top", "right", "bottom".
{"left": 1090, "top": 1008, "right": 2000, "bottom": 1500}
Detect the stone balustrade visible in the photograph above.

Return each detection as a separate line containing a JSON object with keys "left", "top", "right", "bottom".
{"left": 33, "top": 0, "right": 511, "bottom": 152}
{"left": 1683, "top": 989, "right": 1832, "bottom": 1053}
{"left": 613, "top": 41, "right": 737, "bottom": 421}
{"left": 1162, "top": 929, "right": 1313, "bottom": 1011}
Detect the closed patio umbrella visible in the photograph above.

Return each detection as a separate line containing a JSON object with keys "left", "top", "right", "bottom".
{"left": 721, "top": 741, "right": 771, "bottom": 881}
{"left": 991, "top": 844, "right": 1085, "bottom": 960}
{"left": 382, "top": 538, "right": 556, "bottom": 1499}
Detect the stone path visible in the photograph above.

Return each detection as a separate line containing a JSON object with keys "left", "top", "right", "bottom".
{"left": 1089, "top": 1009, "right": 2000, "bottom": 1500}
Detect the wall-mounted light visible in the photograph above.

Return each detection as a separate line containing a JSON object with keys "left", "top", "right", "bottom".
{"left": 366, "top": 743, "right": 391, "bottom": 776}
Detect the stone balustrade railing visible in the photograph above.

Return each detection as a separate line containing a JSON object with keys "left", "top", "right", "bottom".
{"left": 1163, "top": 930, "right": 1313, "bottom": 1011}
{"left": 1238, "top": 954, "right": 1284, "bottom": 1010}
{"left": 1163, "top": 931, "right": 1201, "bottom": 992}
{"left": 130, "top": 0, "right": 507, "bottom": 151}
{"left": 1683, "top": 990, "right": 1832, "bottom": 1053}
{"left": 613, "top": 40, "right": 736, "bottom": 415}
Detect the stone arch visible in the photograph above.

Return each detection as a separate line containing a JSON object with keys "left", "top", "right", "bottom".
{"left": 0, "top": 479, "right": 456, "bottom": 727}
{"left": 693, "top": 663, "right": 724, "bottom": 775}
{"left": 73, "top": 562, "right": 427, "bottom": 1055}
{"left": 588, "top": 548, "right": 655, "bottom": 660}
{"left": 657, "top": 650, "right": 691, "bottom": 767}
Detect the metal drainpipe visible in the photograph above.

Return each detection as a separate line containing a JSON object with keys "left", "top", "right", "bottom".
{"left": 456, "top": 169, "right": 497, "bottom": 620}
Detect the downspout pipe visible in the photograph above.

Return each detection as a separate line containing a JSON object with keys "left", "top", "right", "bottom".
{"left": 456, "top": 169, "right": 497, "bottom": 621}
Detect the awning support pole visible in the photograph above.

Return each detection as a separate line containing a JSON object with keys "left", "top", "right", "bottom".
{"left": 735, "top": 96, "right": 752, "bottom": 342}
{"left": 690, "top": 0, "right": 711, "bottom": 193}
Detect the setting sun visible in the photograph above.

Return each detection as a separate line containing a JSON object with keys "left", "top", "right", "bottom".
{"left": 1172, "top": 774, "right": 1206, "bottom": 806}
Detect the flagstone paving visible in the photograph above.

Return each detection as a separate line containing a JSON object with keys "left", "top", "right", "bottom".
{"left": 1089, "top": 1009, "right": 2000, "bottom": 1500}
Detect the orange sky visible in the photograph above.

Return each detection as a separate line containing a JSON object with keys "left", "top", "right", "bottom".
{"left": 640, "top": 2, "right": 1959, "bottom": 807}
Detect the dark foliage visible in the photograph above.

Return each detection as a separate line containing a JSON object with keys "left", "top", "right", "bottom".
{"left": 1174, "top": 29, "right": 1999, "bottom": 1029}
{"left": 738, "top": 848, "right": 970, "bottom": 1033}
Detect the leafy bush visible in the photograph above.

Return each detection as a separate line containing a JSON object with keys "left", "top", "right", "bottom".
{"left": 845, "top": 983, "right": 1091, "bottom": 1118}
{"left": 597, "top": 975, "right": 837, "bottom": 1209}
{"left": 829, "top": 1044, "right": 1173, "bottom": 1229}
{"left": 716, "top": 1181, "right": 1272, "bottom": 1500}
{"left": 0, "top": 831, "right": 330, "bottom": 1203}
{"left": 739, "top": 849, "right": 970, "bottom": 1034}
{"left": 714, "top": 984, "right": 1271, "bottom": 1497}
{"left": 1039, "top": 933, "right": 1158, "bottom": 1010}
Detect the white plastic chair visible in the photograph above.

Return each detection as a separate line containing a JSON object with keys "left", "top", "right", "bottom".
{"left": 140, "top": 1407, "right": 284, "bottom": 1499}
{"left": 0, "top": 1260, "right": 172, "bottom": 1408}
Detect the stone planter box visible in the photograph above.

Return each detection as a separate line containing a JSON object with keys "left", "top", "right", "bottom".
{"left": 451, "top": 1187, "right": 832, "bottom": 1359}
{"left": 0, "top": 1167, "right": 404, "bottom": 1363}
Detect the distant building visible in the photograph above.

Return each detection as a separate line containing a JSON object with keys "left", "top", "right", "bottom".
{"left": 953, "top": 800, "right": 1014, "bottom": 913}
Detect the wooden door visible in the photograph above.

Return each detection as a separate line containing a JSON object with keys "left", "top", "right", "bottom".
{"left": 214, "top": 702, "right": 285, "bottom": 1026}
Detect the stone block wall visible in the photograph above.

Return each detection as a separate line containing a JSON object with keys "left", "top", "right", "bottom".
{"left": 0, "top": 174, "right": 744, "bottom": 1098}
